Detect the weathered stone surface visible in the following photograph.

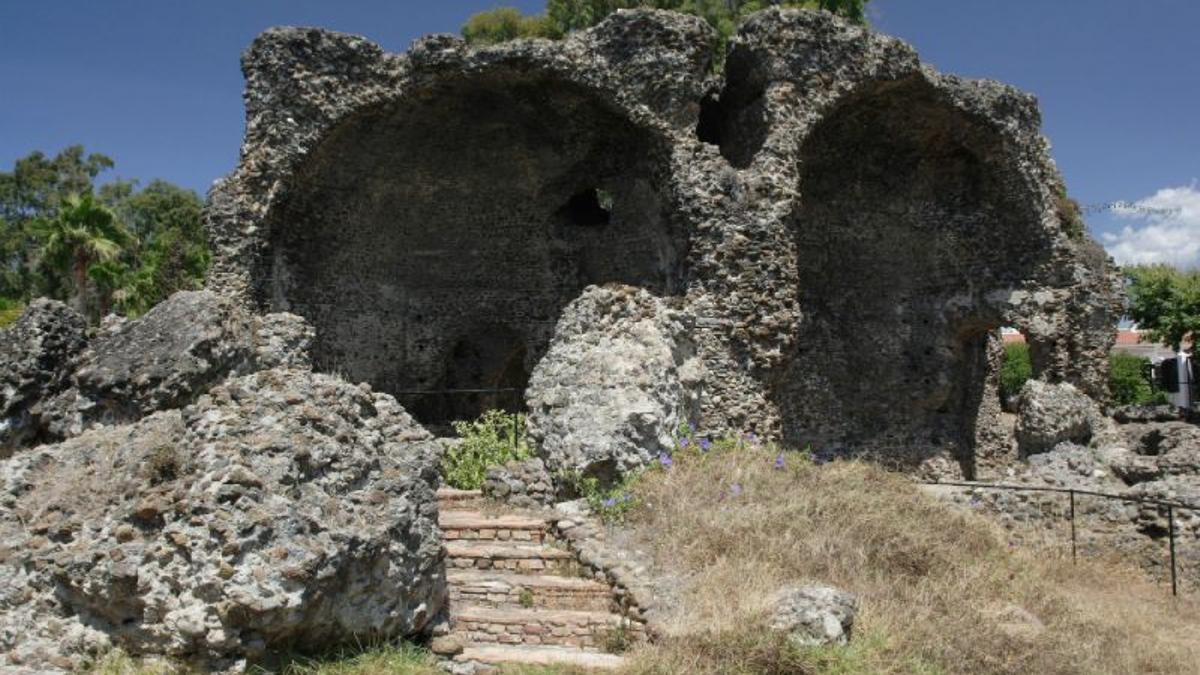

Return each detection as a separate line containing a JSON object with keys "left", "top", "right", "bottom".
{"left": 483, "top": 457, "right": 557, "bottom": 508}
{"left": 251, "top": 312, "right": 316, "bottom": 370}
{"left": 768, "top": 585, "right": 857, "bottom": 647}
{"left": 204, "top": 8, "right": 1120, "bottom": 474}
{"left": 1014, "top": 380, "right": 1110, "bottom": 456}
{"left": 0, "top": 300, "right": 88, "bottom": 455}
{"left": 526, "top": 285, "right": 703, "bottom": 480}
{"left": 69, "top": 291, "right": 255, "bottom": 427}
{"left": 0, "top": 369, "right": 444, "bottom": 671}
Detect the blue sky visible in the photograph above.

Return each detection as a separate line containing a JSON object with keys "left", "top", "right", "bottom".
{"left": 1, "top": 1, "right": 1196, "bottom": 265}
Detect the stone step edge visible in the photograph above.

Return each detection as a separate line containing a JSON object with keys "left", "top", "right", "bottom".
{"left": 439, "top": 510, "right": 553, "bottom": 531}
{"left": 437, "top": 487, "right": 483, "bottom": 501}
{"left": 452, "top": 604, "right": 631, "bottom": 627}
{"left": 445, "top": 542, "right": 574, "bottom": 560}
{"left": 455, "top": 644, "right": 625, "bottom": 670}
{"left": 447, "top": 569, "right": 609, "bottom": 591}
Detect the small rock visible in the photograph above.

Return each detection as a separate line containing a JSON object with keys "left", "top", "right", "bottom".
{"left": 429, "top": 635, "right": 464, "bottom": 656}
{"left": 768, "top": 585, "right": 857, "bottom": 647}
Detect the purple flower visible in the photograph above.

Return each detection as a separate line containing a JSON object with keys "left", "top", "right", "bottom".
{"left": 730, "top": 482, "right": 742, "bottom": 497}
{"left": 774, "top": 453, "right": 785, "bottom": 470}
{"left": 678, "top": 437, "right": 689, "bottom": 449}
{"left": 688, "top": 421, "right": 696, "bottom": 432}
{"left": 746, "top": 432, "right": 759, "bottom": 446}
{"left": 602, "top": 497, "right": 617, "bottom": 508}
{"left": 659, "top": 453, "right": 673, "bottom": 469}
{"left": 969, "top": 494, "right": 982, "bottom": 507}
{"left": 700, "top": 438, "right": 711, "bottom": 452}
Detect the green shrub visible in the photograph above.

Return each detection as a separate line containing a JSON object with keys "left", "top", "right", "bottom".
{"left": 577, "top": 473, "right": 641, "bottom": 524}
{"left": 443, "top": 409, "right": 530, "bottom": 490}
{"left": 1000, "top": 341, "right": 1032, "bottom": 401}
{"left": 1109, "top": 352, "right": 1167, "bottom": 406}
{"left": 462, "top": 7, "right": 559, "bottom": 44}
{"left": 0, "top": 297, "right": 23, "bottom": 329}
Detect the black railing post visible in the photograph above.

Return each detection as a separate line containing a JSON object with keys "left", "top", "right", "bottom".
{"left": 1069, "top": 489, "right": 1077, "bottom": 564}
{"left": 1168, "top": 505, "right": 1178, "bottom": 597}
{"left": 512, "top": 389, "right": 520, "bottom": 454}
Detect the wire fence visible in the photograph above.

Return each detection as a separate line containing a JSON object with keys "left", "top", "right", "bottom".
{"left": 923, "top": 480, "right": 1200, "bottom": 596}
{"left": 367, "top": 387, "right": 1200, "bottom": 596}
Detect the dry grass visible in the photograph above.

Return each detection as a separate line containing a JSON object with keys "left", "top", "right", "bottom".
{"left": 615, "top": 448, "right": 1200, "bottom": 674}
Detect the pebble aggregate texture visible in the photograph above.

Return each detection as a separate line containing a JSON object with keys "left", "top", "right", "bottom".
{"left": 0, "top": 295, "right": 445, "bottom": 671}
{"left": 206, "top": 7, "right": 1120, "bottom": 477}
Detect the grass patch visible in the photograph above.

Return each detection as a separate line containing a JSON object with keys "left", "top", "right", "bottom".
{"left": 265, "top": 644, "right": 442, "bottom": 675}
{"left": 614, "top": 447, "right": 1200, "bottom": 674}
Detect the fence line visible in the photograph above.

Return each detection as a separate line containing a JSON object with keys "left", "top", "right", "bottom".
{"left": 922, "top": 480, "right": 1199, "bottom": 596}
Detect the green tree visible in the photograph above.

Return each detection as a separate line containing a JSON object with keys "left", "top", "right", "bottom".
{"left": 1108, "top": 352, "right": 1166, "bottom": 406}
{"left": 462, "top": 6, "right": 560, "bottom": 44}
{"left": 34, "top": 193, "right": 134, "bottom": 320}
{"left": 0, "top": 146, "right": 115, "bottom": 301}
{"left": 999, "top": 341, "right": 1032, "bottom": 402}
{"left": 465, "top": 0, "right": 870, "bottom": 51}
{"left": 1124, "top": 264, "right": 1200, "bottom": 352}
{"left": 113, "top": 181, "right": 208, "bottom": 315}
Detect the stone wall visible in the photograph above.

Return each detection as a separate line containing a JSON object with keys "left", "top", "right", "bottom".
{"left": 206, "top": 9, "right": 1121, "bottom": 477}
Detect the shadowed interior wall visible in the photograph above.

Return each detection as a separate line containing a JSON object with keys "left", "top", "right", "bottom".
{"left": 775, "top": 77, "right": 1052, "bottom": 472}
{"left": 259, "top": 74, "right": 684, "bottom": 426}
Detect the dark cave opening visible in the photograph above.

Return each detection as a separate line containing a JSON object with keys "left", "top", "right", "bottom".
{"left": 259, "top": 74, "right": 685, "bottom": 428}
{"left": 774, "top": 76, "right": 1049, "bottom": 472}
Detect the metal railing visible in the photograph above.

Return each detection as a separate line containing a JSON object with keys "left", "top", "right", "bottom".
{"left": 923, "top": 480, "right": 1199, "bottom": 596}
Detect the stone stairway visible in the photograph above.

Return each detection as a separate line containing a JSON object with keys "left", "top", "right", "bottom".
{"left": 435, "top": 488, "right": 641, "bottom": 672}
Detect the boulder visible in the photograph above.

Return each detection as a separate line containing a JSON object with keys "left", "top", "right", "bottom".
{"left": 768, "top": 585, "right": 857, "bottom": 648}
{"left": 0, "top": 368, "right": 444, "bottom": 671}
{"left": 70, "top": 291, "right": 256, "bottom": 426}
{"left": 0, "top": 300, "right": 88, "bottom": 455}
{"left": 525, "top": 285, "right": 704, "bottom": 482}
{"left": 1014, "top": 380, "right": 1108, "bottom": 456}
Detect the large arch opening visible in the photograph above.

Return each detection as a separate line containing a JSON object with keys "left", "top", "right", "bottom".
{"left": 774, "top": 76, "right": 1052, "bottom": 474}
{"left": 258, "top": 73, "right": 685, "bottom": 430}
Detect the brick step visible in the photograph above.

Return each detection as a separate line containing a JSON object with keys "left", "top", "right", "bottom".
{"left": 437, "top": 487, "right": 484, "bottom": 508}
{"left": 445, "top": 541, "right": 576, "bottom": 574}
{"left": 440, "top": 510, "right": 553, "bottom": 544}
{"left": 451, "top": 605, "right": 642, "bottom": 650}
{"left": 448, "top": 570, "right": 613, "bottom": 612}
{"left": 455, "top": 644, "right": 626, "bottom": 671}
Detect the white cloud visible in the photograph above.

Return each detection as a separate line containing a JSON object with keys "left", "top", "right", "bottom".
{"left": 1101, "top": 182, "right": 1200, "bottom": 269}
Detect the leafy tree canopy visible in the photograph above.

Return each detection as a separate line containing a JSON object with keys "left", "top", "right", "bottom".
{"left": 1124, "top": 264, "right": 1200, "bottom": 353}
{"left": 0, "top": 147, "right": 208, "bottom": 323}
{"left": 463, "top": 0, "right": 870, "bottom": 50}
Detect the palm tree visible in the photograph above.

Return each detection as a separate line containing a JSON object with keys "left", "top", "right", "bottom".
{"left": 35, "top": 193, "right": 134, "bottom": 319}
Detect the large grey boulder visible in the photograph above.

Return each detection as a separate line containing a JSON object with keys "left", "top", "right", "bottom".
{"left": 526, "top": 285, "right": 704, "bottom": 482}
{"left": 768, "top": 585, "right": 857, "bottom": 648}
{"left": 0, "top": 300, "right": 88, "bottom": 456}
{"left": 0, "top": 368, "right": 444, "bottom": 671}
{"left": 1014, "top": 380, "right": 1110, "bottom": 456}
{"left": 70, "top": 291, "right": 256, "bottom": 426}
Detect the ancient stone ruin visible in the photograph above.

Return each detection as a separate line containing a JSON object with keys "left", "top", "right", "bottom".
{"left": 1, "top": 8, "right": 1139, "bottom": 672}
{"left": 206, "top": 8, "right": 1120, "bottom": 478}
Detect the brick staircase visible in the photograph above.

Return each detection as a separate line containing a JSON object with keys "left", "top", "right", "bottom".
{"left": 436, "top": 488, "right": 641, "bottom": 672}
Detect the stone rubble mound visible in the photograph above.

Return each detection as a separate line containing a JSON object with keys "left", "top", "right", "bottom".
{"left": 0, "top": 367, "right": 444, "bottom": 671}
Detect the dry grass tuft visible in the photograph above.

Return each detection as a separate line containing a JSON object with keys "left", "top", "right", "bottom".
{"left": 617, "top": 448, "right": 1200, "bottom": 674}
